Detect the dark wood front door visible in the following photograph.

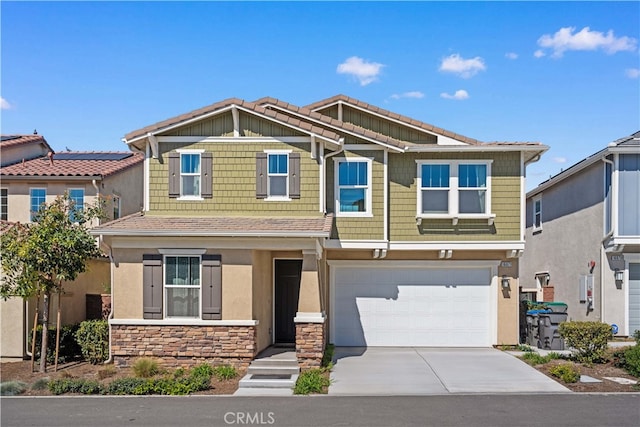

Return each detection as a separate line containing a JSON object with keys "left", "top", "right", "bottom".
{"left": 274, "top": 259, "right": 302, "bottom": 344}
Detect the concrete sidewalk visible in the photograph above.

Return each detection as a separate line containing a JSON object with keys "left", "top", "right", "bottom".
{"left": 329, "top": 347, "right": 570, "bottom": 395}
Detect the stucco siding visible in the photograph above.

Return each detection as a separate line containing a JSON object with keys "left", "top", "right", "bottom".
{"left": 102, "top": 164, "right": 144, "bottom": 221}
{"left": 252, "top": 250, "right": 272, "bottom": 353}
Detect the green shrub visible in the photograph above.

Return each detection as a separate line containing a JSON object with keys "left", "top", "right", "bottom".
{"left": 75, "top": 320, "right": 109, "bottom": 364}
{"left": 104, "top": 378, "right": 147, "bottom": 395}
{"left": 29, "top": 323, "right": 81, "bottom": 364}
{"left": 322, "top": 344, "right": 335, "bottom": 368}
{"left": 633, "top": 330, "right": 640, "bottom": 344}
{"left": 132, "top": 358, "right": 160, "bottom": 378}
{"left": 622, "top": 345, "right": 640, "bottom": 377}
{"left": 105, "top": 366, "right": 213, "bottom": 395}
{"left": 517, "top": 344, "right": 534, "bottom": 352}
{"left": 173, "top": 367, "right": 186, "bottom": 378}
{"left": 293, "top": 368, "right": 331, "bottom": 395}
{"left": 212, "top": 365, "right": 237, "bottom": 381}
{"left": 31, "top": 378, "right": 50, "bottom": 391}
{"left": 559, "top": 321, "right": 612, "bottom": 364}
{"left": 190, "top": 363, "right": 214, "bottom": 379}
{"left": 549, "top": 363, "right": 580, "bottom": 383}
{"left": 521, "top": 351, "right": 563, "bottom": 365}
{"left": 0, "top": 381, "right": 27, "bottom": 396}
{"left": 48, "top": 378, "right": 102, "bottom": 395}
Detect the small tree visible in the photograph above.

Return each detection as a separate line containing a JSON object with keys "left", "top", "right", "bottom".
{"left": 0, "top": 194, "right": 104, "bottom": 372}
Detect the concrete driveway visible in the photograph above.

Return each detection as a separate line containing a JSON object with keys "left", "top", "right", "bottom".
{"left": 329, "top": 347, "right": 570, "bottom": 395}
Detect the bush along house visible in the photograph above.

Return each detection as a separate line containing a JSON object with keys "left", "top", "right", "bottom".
{"left": 90, "top": 95, "right": 548, "bottom": 369}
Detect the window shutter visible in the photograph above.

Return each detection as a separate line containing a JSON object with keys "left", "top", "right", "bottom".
{"left": 201, "top": 254, "right": 222, "bottom": 320}
{"left": 289, "top": 152, "right": 300, "bottom": 199}
{"left": 256, "top": 152, "right": 267, "bottom": 199}
{"left": 143, "top": 254, "right": 163, "bottom": 319}
{"left": 168, "top": 152, "right": 180, "bottom": 198}
{"left": 201, "top": 152, "right": 213, "bottom": 199}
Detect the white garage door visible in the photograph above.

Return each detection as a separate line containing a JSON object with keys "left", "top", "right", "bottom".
{"left": 332, "top": 265, "right": 493, "bottom": 347}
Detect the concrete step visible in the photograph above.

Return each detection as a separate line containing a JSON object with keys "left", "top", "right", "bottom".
{"left": 249, "top": 357, "right": 298, "bottom": 367}
{"left": 238, "top": 373, "right": 299, "bottom": 389}
{"left": 247, "top": 365, "right": 300, "bottom": 376}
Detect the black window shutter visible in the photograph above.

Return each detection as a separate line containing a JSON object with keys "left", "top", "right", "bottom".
{"left": 168, "top": 152, "right": 180, "bottom": 198}
{"left": 143, "top": 254, "right": 163, "bottom": 319}
{"left": 201, "top": 152, "right": 213, "bottom": 198}
{"left": 289, "top": 152, "right": 300, "bottom": 199}
{"left": 256, "top": 152, "right": 267, "bottom": 199}
{"left": 201, "top": 254, "right": 222, "bottom": 320}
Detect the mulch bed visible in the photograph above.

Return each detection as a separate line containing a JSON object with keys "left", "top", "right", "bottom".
{"left": 534, "top": 358, "right": 639, "bottom": 392}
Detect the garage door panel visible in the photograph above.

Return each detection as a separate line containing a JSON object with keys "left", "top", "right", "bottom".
{"left": 333, "top": 267, "right": 492, "bottom": 347}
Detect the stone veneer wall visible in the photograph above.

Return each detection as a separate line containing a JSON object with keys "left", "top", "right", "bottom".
{"left": 295, "top": 322, "right": 326, "bottom": 369}
{"left": 111, "top": 325, "right": 257, "bottom": 368}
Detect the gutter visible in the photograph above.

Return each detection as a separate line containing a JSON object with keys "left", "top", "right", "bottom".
{"left": 90, "top": 230, "right": 332, "bottom": 238}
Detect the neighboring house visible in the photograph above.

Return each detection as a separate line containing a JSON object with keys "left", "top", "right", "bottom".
{"left": 521, "top": 131, "right": 640, "bottom": 338}
{"left": 90, "top": 95, "right": 547, "bottom": 369}
{"left": 0, "top": 136, "right": 144, "bottom": 360}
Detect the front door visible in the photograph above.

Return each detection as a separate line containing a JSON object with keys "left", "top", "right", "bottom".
{"left": 274, "top": 259, "right": 302, "bottom": 344}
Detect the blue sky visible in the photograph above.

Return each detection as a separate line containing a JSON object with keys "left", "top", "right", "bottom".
{"left": 1, "top": 1, "right": 638, "bottom": 190}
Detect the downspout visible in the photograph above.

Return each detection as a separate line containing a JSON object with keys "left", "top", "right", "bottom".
{"left": 99, "top": 235, "right": 115, "bottom": 365}
{"left": 322, "top": 139, "right": 345, "bottom": 214}
{"left": 601, "top": 157, "right": 615, "bottom": 245}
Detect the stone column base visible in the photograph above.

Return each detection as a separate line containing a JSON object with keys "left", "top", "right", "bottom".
{"left": 295, "top": 322, "right": 326, "bottom": 370}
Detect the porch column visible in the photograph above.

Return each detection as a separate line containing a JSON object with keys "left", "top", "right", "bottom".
{"left": 295, "top": 250, "right": 326, "bottom": 369}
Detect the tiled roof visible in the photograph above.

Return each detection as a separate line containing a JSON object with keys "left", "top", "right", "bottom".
{"left": 0, "top": 152, "right": 143, "bottom": 178}
{"left": 0, "top": 134, "right": 52, "bottom": 151}
{"left": 304, "top": 94, "right": 483, "bottom": 146}
{"left": 124, "top": 98, "right": 341, "bottom": 143}
{"left": 91, "top": 212, "right": 334, "bottom": 237}
{"left": 254, "top": 97, "right": 410, "bottom": 150}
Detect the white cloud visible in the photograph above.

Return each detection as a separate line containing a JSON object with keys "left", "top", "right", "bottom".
{"left": 439, "top": 54, "right": 486, "bottom": 78}
{"left": 505, "top": 52, "right": 518, "bottom": 60}
{"left": 537, "top": 26, "right": 638, "bottom": 58}
{"left": 625, "top": 68, "right": 640, "bottom": 79}
{"left": 440, "top": 90, "right": 469, "bottom": 100}
{"left": 0, "top": 97, "right": 11, "bottom": 110}
{"left": 390, "top": 91, "right": 425, "bottom": 100}
{"left": 336, "top": 56, "right": 385, "bottom": 86}
{"left": 553, "top": 157, "right": 567, "bottom": 164}
{"left": 534, "top": 50, "right": 546, "bottom": 58}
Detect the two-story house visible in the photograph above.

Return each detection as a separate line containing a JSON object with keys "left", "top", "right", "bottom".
{"left": 521, "top": 131, "right": 640, "bottom": 338}
{"left": 90, "top": 95, "right": 548, "bottom": 368}
{"left": 0, "top": 135, "right": 143, "bottom": 360}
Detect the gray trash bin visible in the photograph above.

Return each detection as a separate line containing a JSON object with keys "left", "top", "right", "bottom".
{"left": 526, "top": 309, "right": 550, "bottom": 347}
{"left": 537, "top": 312, "right": 568, "bottom": 350}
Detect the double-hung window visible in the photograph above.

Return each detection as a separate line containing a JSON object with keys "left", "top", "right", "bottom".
{"left": 181, "top": 153, "right": 201, "bottom": 197}
{"left": 335, "top": 158, "right": 372, "bottom": 216}
{"left": 1, "top": 189, "right": 7, "bottom": 221}
{"left": 533, "top": 196, "right": 542, "bottom": 231}
{"left": 30, "top": 188, "right": 46, "bottom": 222}
{"left": 113, "top": 195, "right": 121, "bottom": 220}
{"left": 417, "top": 160, "right": 493, "bottom": 222}
{"left": 268, "top": 153, "right": 288, "bottom": 198}
{"left": 69, "top": 189, "right": 84, "bottom": 222}
{"left": 168, "top": 150, "right": 212, "bottom": 200}
{"left": 165, "top": 256, "right": 201, "bottom": 318}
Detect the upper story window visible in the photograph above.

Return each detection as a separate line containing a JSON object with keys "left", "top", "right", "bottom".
{"left": 113, "top": 195, "right": 121, "bottom": 220}
{"left": 165, "top": 256, "right": 201, "bottom": 318}
{"left": 417, "top": 160, "right": 493, "bottom": 222}
{"left": 69, "top": 189, "right": 84, "bottom": 222}
{"left": 168, "top": 150, "right": 212, "bottom": 200}
{"left": 533, "top": 195, "right": 542, "bottom": 231}
{"left": 1, "top": 189, "right": 7, "bottom": 221}
{"left": 30, "top": 188, "right": 46, "bottom": 222}
{"left": 335, "top": 158, "right": 372, "bottom": 216}
{"left": 268, "top": 153, "right": 289, "bottom": 198}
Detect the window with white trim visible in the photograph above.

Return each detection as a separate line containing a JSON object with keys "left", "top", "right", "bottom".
{"left": 69, "top": 189, "right": 84, "bottom": 222}
{"left": 1, "top": 189, "right": 7, "bottom": 221}
{"left": 181, "top": 153, "right": 201, "bottom": 197}
{"left": 112, "top": 195, "right": 121, "bottom": 220}
{"left": 268, "top": 153, "right": 288, "bottom": 198}
{"left": 335, "top": 158, "right": 372, "bottom": 216}
{"left": 164, "top": 256, "right": 201, "bottom": 318}
{"left": 30, "top": 188, "right": 46, "bottom": 222}
{"left": 533, "top": 196, "right": 542, "bottom": 231}
{"left": 417, "top": 160, "right": 492, "bottom": 219}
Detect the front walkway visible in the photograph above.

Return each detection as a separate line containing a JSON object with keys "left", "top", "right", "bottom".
{"left": 329, "top": 347, "right": 570, "bottom": 395}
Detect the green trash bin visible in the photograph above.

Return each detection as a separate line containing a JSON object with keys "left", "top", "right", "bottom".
{"left": 544, "top": 302, "right": 568, "bottom": 313}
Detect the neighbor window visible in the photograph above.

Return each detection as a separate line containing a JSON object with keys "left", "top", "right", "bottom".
{"left": 533, "top": 196, "right": 542, "bottom": 231}
{"left": 417, "top": 161, "right": 492, "bottom": 218}
{"left": 1, "top": 189, "right": 7, "bottom": 221}
{"left": 69, "top": 189, "right": 84, "bottom": 222}
{"left": 164, "top": 256, "right": 200, "bottom": 318}
{"left": 181, "top": 153, "right": 201, "bottom": 197}
{"left": 336, "top": 159, "right": 371, "bottom": 215}
{"left": 112, "top": 195, "right": 121, "bottom": 220}
{"left": 268, "top": 153, "right": 288, "bottom": 197}
{"left": 30, "top": 188, "right": 46, "bottom": 221}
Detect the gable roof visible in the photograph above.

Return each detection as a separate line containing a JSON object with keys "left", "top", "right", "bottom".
{"left": 527, "top": 130, "right": 640, "bottom": 198}
{"left": 0, "top": 134, "right": 53, "bottom": 152}
{"left": 90, "top": 212, "right": 334, "bottom": 238}
{"left": 0, "top": 151, "right": 144, "bottom": 180}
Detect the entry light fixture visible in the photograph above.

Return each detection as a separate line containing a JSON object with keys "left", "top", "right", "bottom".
{"left": 501, "top": 275, "right": 510, "bottom": 289}
{"left": 614, "top": 269, "right": 624, "bottom": 283}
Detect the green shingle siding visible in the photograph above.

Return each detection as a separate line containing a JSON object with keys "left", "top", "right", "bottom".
{"left": 342, "top": 107, "right": 437, "bottom": 144}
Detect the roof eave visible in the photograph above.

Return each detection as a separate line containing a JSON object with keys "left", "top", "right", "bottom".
{"left": 90, "top": 229, "right": 330, "bottom": 238}
{"left": 0, "top": 175, "right": 103, "bottom": 181}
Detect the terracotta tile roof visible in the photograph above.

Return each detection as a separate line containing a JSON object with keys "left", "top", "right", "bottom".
{"left": 304, "top": 94, "right": 483, "bottom": 146}
{"left": 124, "top": 98, "right": 341, "bottom": 143}
{"left": 0, "top": 152, "right": 143, "bottom": 178}
{"left": 0, "top": 134, "right": 53, "bottom": 151}
{"left": 91, "top": 212, "right": 334, "bottom": 237}
{"left": 254, "top": 97, "right": 410, "bottom": 150}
